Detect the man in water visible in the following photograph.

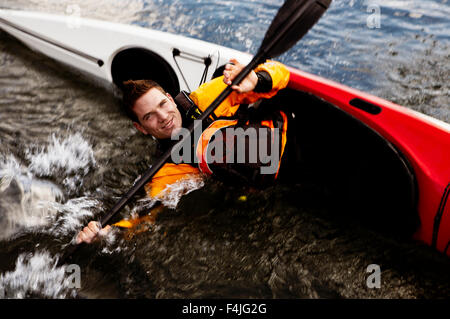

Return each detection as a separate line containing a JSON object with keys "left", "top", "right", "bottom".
{"left": 76, "top": 58, "right": 291, "bottom": 244}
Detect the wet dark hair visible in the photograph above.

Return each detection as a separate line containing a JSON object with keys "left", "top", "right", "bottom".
{"left": 121, "top": 79, "right": 166, "bottom": 123}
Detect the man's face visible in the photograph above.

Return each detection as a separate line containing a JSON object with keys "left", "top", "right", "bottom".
{"left": 132, "top": 88, "right": 183, "bottom": 139}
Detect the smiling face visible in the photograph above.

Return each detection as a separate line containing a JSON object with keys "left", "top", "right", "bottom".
{"left": 132, "top": 87, "right": 183, "bottom": 139}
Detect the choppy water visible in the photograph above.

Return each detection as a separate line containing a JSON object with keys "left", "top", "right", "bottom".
{"left": 0, "top": 0, "right": 449, "bottom": 299}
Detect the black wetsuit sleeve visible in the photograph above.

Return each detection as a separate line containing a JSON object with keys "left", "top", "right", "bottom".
{"left": 253, "top": 71, "right": 273, "bottom": 93}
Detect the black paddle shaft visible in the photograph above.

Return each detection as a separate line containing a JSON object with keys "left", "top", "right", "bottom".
{"left": 59, "top": 0, "right": 332, "bottom": 266}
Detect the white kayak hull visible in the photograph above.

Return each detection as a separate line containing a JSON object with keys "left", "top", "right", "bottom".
{"left": 0, "top": 9, "right": 252, "bottom": 93}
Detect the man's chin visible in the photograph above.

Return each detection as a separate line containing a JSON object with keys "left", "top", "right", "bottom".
{"left": 155, "top": 126, "right": 182, "bottom": 140}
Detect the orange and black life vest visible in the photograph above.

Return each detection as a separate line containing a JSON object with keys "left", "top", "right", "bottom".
{"left": 195, "top": 107, "right": 289, "bottom": 186}
{"left": 170, "top": 89, "right": 289, "bottom": 186}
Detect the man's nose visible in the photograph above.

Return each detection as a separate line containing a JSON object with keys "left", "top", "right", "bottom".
{"left": 156, "top": 109, "right": 169, "bottom": 122}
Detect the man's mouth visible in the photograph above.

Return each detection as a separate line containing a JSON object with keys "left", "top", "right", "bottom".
{"left": 162, "top": 117, "right": 174, "bottom": 130}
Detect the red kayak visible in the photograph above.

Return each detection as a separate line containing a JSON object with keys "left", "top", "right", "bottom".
{"left": 286, "top": 67, "right": 450, "bottom": 255}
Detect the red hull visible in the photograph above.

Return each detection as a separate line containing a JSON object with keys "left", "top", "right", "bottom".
{"left": 288, "top": 67, "right": 450, "bottom": 255}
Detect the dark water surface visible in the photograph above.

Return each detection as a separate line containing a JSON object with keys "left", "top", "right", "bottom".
{"left": 0, "top": 0, "right": 449, "bottom": 299}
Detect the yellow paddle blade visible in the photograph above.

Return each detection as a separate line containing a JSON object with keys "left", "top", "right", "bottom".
{"left": 113, "top": 219, "right": 134, "bottom": 228}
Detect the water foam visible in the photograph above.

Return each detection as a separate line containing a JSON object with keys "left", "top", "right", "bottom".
{"left": 0, "top": 131, "right": 98, "bottom": 240}
{"left": 44, "top": 197, "right": 97, "bottom": 241}
{"left": 0, "top": 251, "right": 78, "bottom": 299}
{"left": 0, "top": 155, "right": 64, "bottom": 240}
{"left": 25, "top": 132, "right": 96, "bottom": 191}
{"left": 150, "top": 174, "right": 205, "bottom": 209}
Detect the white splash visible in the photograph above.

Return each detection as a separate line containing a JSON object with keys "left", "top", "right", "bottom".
{"left": 0, "top": 156, "right": 64, "bottom": 240}
{"left": 44, "top": 197, "right": 98, "bottom": 240}
{"left": 0, "top": 130, "right": 98, "bottom": 240}
{"left": 154, "top": 174, "right": 205, "bottom": 209}
{"left": 100, "top": 227, "right": 123, "bottom": 255}
{"left": 0, "top": 251, "right": 77, "bottom": 299}
{"left": 0, "top": 155, "right": 25, "bottom": 193}
{"left": 25, "top": 132, "right": 96, "bottom": 191}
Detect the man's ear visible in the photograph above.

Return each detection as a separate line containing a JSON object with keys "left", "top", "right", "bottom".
{"left": 133, "top": 121, "right": 148, "bottom": 135}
